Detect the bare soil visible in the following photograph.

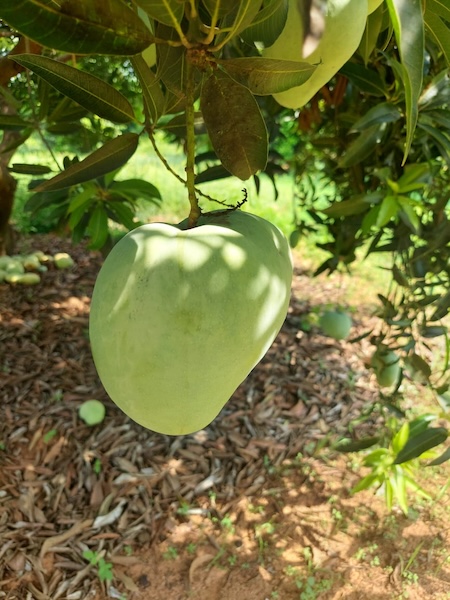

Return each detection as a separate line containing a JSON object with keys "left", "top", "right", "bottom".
{"left": 0, "top": 234, "right": 449, "bottom": 600}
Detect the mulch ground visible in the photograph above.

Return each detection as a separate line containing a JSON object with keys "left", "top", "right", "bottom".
{"left": 1, "top": 233, "right": 448, "bottom": 600}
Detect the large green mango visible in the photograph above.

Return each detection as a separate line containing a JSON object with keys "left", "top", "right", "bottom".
{"left": 89, "top": 210, "right": 292, "bottom": 435}
{"left": 263, "top": 0, "right": 368, "bottom": 108}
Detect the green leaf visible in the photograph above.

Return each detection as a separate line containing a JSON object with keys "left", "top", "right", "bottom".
{"left": 351, "top": 103, "right": 402, "bottom": 131}
{"left": 351, "top": 472, "right": 382, "bottom": 494}
{"left": 202, "top": 0, "right": 236, "bottom": 18}
{"left": 427, "top": 446, "right": 450, "bottom": 466}
{"left": 107, "top": 200, "right": 139, "bottom": 229}
{"left": 0, "top": 114, "right": 32, "bottom": 130}
{"left": 339, "top": 124, "right": 386, "bottom": 168}
{"left": 358, "top": 2, "right": 385, "bottom": 65}
{"left": 218, "top": 57, "right": 315, "bottom": 95}
{"left": 419, "top": 69, "right": 450, "bottom": 109}
{"left": 334, "top": 436, "right": 380, "bottom": 452}
{"left": 9, "top": 163, "right": 52, "bottom": 175}
{"left": 389, "top": 466, "right": 408, "bottom": 514}
{"left": 322, "top": 193, "right": 382, "bottom": 218}
{"left": 385, "top": 0, "right": 424, "bottom": 163}
{"left": 394, "top": 428, "right": 448, "bottom": 464}
{"left": 424, "top": 0, "right": 450, "bottom": 66}
{"left": 12, "top": 54, "right": 135, "bottom": 124}
{"left": 430, "top": 290, "right": 450, "bottom": 322}
{"left": 0, "top": 0, "right": 153, "bottom": 55}
{"left": 131, "top": 55, "right": 165, "bottom": 124}
{"left": 241, "top": 0, "right": 288, "bottom": 46}
{"left": 392, "top": 422, "right": 409, "bottom": 454}
{"left": 201, "top": 71, "right": 268, "bottom": 180}
{"left": 217, "top": 0, "right": 264, "bottom": 46}
{"left": 109, "top": 179, "right": 161, "bottom": 202}
{"left": 195, "top": 164, "right": 233, "bottom": 184}
{"left": 133, "top": 0, "right": 184, "bottom": 27}
{"left": 417, "top": 119, "right": 450, "bottom": 164}
{"left": 340, "top": 63, "right": 387, "bottom": 96}
{"left": 88, "top": 205, "right": 109, "bottom": 250}
{"left": 35, "top": 133, "right": 139, "bottom": 192}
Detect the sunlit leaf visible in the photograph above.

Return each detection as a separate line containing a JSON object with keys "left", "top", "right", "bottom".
{"left": 218, "top": 57, "right": 315, "bottom": 95}
{"left": 201, "top": 71, "right": 268, "bottom": 180}
{"left": 36, "top": 133, "right": 140, "bottom": 192}
{"left": 394, "top": 428, "right": 448, "bottom": 464}
{"left": 427, "top": 446, "right": 450, "bottom": 466}
{"left": 0, "top": 0, "right": 153, "bottom": 55}
{"left": 12, "top": 55, "right": 136, "bottom": 124}
{"left": 385, "top": 0, "right": 424, "bottom": 163}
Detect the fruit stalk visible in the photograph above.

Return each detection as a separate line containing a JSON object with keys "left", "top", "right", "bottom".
{"left": 185, "top": 54, "right": 201, "bottom": 228}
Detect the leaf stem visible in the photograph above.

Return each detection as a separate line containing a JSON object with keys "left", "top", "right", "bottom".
{"left": 185, "top": 53, "right": 201, "bottom": 227}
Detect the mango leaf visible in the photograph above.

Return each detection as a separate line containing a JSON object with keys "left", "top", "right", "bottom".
{"left": 12, "top": 55, "right": 135, "bottom": 124}
{"left": 35, "top": 133, "right": 139, "bottom": 192}
{"left": 107, "top": 200, "right": 139, "bottom": 230}
{"left": 424, "top": 0, "right": 450, "bottom": 66}
{"left": 195, "top": 165, "right": 232, "bottom": 184}
{"left": 340, "top": 63, "right": 386, "bottom": 97}
{"left": 334, "top": 436, "right": 380, "bottom": 452}
{"left": 420, "top": 325, "right": 448, "bottom": 338}
{"left": 0, "top": 114, "right": 32, "bottom": 130}
{"left": 109, "top": 179, "right": 161, "bottom": 203}
{"left": 202, "top": 0, "right": 236, "bottom": 18}
{"left": 218, "top": 57, "right": 315, "bottom": 95}
{"left": 201, "top": 71, "right": 268, "bottom": 180}
{"left": 385, "top": 0, "right": 424, "bottom": 163}
{"left": 88, "top": 205, "right": 109, "bottom": 250}
{"left": 394, "top": 427, "right": 448, "bottom": 464}
{"left": 240, "top": 0, "right": 288, "bottom": 46}
{"left": 133, "top": 0, "right": 184, "bottom": 27}
{"left": 131, "top": 55, "right": 165, "bottom": 124}
{"left": 351, "top": 103, "right": 402, "bottom": 131}
{"left": 358, "top": 2, "right": 385, "bottom": 65}
{"left": 322, "top": 193, "right": 382, "bottom": 218}
{"left": 217, "top": 0, "right": 264, "bottom": 46}
{"left": 0, "top": 0, "right": 153, "bottom": 55}
{"left": 338, "top": 124, "right": 386, "bottom": 168}
{"left": 417, "top": 119, "right": 450, "bottom": 164}
{"left": 427, "top": 446, "right": 450, "bottom": 466}
{"left": 430, "top": 290, "right": 450, "bottom": 322}
{"left": 9, "top": 163, "right": 52, "bottom": 175}
{"left": 419, "top": 69, "right": 450, "bottom": 109}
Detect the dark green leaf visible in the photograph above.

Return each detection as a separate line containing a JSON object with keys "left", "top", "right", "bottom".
{"left": 107, "top": 200, "right": 138, "bottom": 229}
{"left": 394, "top": 428, "right": 448, "bottom": 464}
{"left": 335, "top": 437, "right": 380, "bottom": 452}
{"left": 0, "top": 0, "right": 153, "bottom": 55}
{"left": 88, "top": 205, "right": 109, "bottom": 250}
{"left": 408, "top": 413, "right": 436, "bottom": 438}
{"left": 195, "top": 165, "right": 233, "bottom": 184}
{"left": 338, "top": 124, "right": 386, "bottom": 168}
{"left": 202, "top": 0, "right": 236, "bottom": 18}
{"left": 430, "top": 290, "right": 450, "bottom": 322}
{"left": 219, "top": 0, "right": 264, "bottom": 43}
{"left": 241, "top": 0, "right": 288, "bottom": 46}
{"left": 131, "top": 55, "right": 165, "bottom": 124}
{"left": 133, "top": 0, "right": 184, "bottom": 27}
{"left": 109, "top": 179, "right": 161, "bottom": 202}
{"left": 386, "top": 0, "right": 424, "bottom": 162}
{"left": 35, "top": 133, "right": 139, "bottom": 192}
{"left": 218, "top": 57, "right": 315, "bottom": 95}
{"left": 340, "top": 63, "right": 386, "bottom": 96}
{"left": 9, "top": 163, "right": 52, "bottom": 175}
{"left": 201, "top": 71, "right": 268, "bottom": 180}
{"left": 0, "top": 114, "right": 32, "bottom": 130}
{"left": 358, "top": 2, "right": 384, "bottom": 65}
{"left": 421, "top": 325, "right": 448, "bottom": 338}
{"left": 427, "top": 446, "right": 450, "bottom": 466}
{"left": 376, "top": 195, "right": 399, "bottom": 228}
{"left": 322, "top": 193, "right": 381, "bottom": 217}
{"left": 352, "top": 103, "right": 402, "bottom": 131}
{"left": 12, "top": 54, "right": 135, "bottom": 124}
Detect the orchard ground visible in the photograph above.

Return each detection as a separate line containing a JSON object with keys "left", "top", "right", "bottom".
{"left": 0, "top": 231, "right": 450, "bottom": 600}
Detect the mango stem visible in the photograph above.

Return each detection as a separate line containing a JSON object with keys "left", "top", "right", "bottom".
{"left": 185, "top": 54, "right": 201, "bottom": 228}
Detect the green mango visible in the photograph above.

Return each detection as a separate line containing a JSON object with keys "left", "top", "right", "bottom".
{"left": 89, "top": 210, "right": 292, "bottom": 435}
{"left": 371, "top": 348, "right": 401, "bottom": 387}
{"left": 54, "top": 252, "right": 74, "bottom": 269}
{"left": 16, "top": 273, "right": 41, "bottom": 285}
{"left": 319, "top": 310, "right": 352, "bottom": 340}
{"left": 263, "top": 0, "right": 368, "bottom": 108}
